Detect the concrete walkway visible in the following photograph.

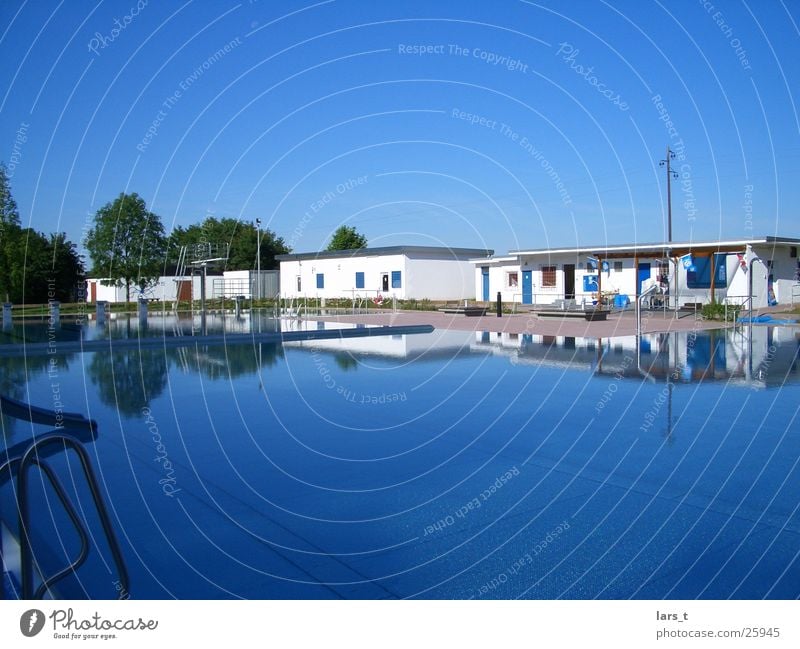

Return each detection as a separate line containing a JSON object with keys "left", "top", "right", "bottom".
{"left": 309, "top": 308, "right": 737, "bottom": 338}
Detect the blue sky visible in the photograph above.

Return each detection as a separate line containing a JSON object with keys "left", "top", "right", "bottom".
{"left": 1, "top": 0, "right": 798, "bottom": 255}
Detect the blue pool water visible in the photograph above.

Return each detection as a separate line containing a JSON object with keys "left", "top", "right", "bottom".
{"left": 2, "top": 315, "right": 799, "bottom": 599}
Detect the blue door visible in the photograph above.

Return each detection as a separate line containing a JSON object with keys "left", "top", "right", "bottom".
{"left": 637, "top": 263, "right": 651, "bottom": 294}
{"left": 481, "top": 267, "right": 489, "bottom": 301}
{"left": 522, "top": 270, "right": 532, "bottom": 304}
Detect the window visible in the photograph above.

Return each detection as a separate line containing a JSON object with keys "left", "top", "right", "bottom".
{"left": 316, "top": 273, "right": 324, "bottom": 289}
{"left": 658, "top": 262, "right": 670, "bottom": 285}
{"left": 585, "top": 262, "right": 595, "bottom": 272}
{"left": 355, "top": 272, "right": 365, "bottom": 289}
{"left": 391, "top": 270, "right": 402, "bottom": 289}
{"left": 614, "top": 261, "right": 623, "bottom": 273}
{"left": 296, "top": 276, "right": 301, "bottom": 291}
{"left": 541, "top": 266, "right": 557, "bottom": 288}
{"left": 687, "top": 254, "right": 727, "bottom": 288}
{"left": 507, "top": 272, "right": 519, "bottom": 288}
{"left": 791, "top": 246, "right": 797, "bottom": 258}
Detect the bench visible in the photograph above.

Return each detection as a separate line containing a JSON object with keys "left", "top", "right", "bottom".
{"left": 537, "top": 308, "right": 608, "bottom": 321}
{"left": 438, "top": 306, "right": 488, "bottom": 316}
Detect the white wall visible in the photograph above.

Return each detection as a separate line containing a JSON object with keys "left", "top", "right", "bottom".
{"left": 753, "top": 243, "right": 799, "bottom": 305}
{"left": 775, "top": 280, "right": 800, "bottom": 305}
{"left": 87, "top": 275, "right": 217, "bottom": 302}
{"left": 279, "top": 253, "right": 477, "bottom": 300}
{"left": 476, "top": 247, "right": 800, "bottom": 307}
{"left": 280, "top": 254, "right": 406, "bottom": 299}
{"left": 88, "top": 279, "right": 124, "bottom": 302}
{"left": 491, "top": 264, "right": 521, "bottom": 303}
{"left": 475, "top": 256, "right": 665, "bottom": 305}
{"left": 403, "top": 255, "right": 475, "bottom": 300}
{"left": 723, "top": 250, "right": 756, "bottom": 307}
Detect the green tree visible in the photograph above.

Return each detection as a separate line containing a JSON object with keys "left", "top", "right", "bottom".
{"left": 86, "top": 192, "right": 167, "bottom": 302}
{"left": 0, "top": 163, "right": 21, "bottom": 301}
{"left": 11, "top": 229, "right": 51, "bottom": 302}
{"left": 326, "top": 225, "right": 367, "bottom": 251}
{"left": 1, "top": 229, "right": 83, "bottom": 303}
{"left": 0, "top": 227, "right": 19, "bottom": 302}
{"left": 0, "top": 163, "right": 20, "bottom": 227}
{"left": 0, "top": 164, "right": 84, "bottom": 303}
{"left": 49, "top": 233, "right": 84, "bottom": 301}
{"left": 169, "top": 217, "right": 289, "bottom": 271}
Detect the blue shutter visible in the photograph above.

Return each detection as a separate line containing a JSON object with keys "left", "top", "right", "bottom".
{"left": 391, "top": 271, "right": 401, "bottom": 288}
{"left": 316, "top": 273, "right": 324, "bottom": 289}
{"left": 355, "top": 272, "right": 364, "bottom": 289}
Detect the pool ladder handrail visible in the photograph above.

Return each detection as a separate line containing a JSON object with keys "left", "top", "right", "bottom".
{"left": 0, "top": 395, "right": 129, "bottom": 600}
{"left": 351, "top": 293, "right": 367, "bottom": 315}
{"left": 636, "top": 283, "right": 659, "bottom": 336}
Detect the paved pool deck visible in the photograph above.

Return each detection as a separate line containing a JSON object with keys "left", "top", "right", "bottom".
{"left": 307, "top": 308, "right": 744, "bottom": 337}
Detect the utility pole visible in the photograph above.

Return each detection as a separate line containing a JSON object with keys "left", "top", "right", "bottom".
{"left": 659, "top": 146, "right": 678, "bottom": 242}
{"left": 255, "top": 218, "right": 261, "bottom": 301}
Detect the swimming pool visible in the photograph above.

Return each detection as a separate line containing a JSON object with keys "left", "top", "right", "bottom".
{"left": 2, "top": 315, "right": 799, "bottom": 599}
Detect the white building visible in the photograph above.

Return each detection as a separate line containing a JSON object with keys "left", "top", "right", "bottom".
{"left": 86, "top": 275, "right": 214, "bottom": 303}
{"left": 85, "top": 270, "right": 280, "bottom": 302}
{"left": 473, "top": 236, "right": 800, "bottom": 308}
{"left": 278, "top": 246, "right": 493, "bottom": 300}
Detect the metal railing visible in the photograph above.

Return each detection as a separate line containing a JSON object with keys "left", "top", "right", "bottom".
{"left": 272, "top": 292, "right": 399, "bottom": 318}
{"left": 724, "top": 295, "right": 751, "bottom": 324}
{"left": 0, "top": 396, "right": 129, "bottom": 600}
{"left": 636, "top": 283, "right": 659, "bottom": 336}
{"left": 351, "top": 294, "right": 368, "bottom": 315}
{"left": 271, "top": 291, "right": 282, "bottom": 319}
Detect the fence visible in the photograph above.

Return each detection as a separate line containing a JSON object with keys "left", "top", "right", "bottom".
{"left": 273, "top": 293, "right": 396, "bottom": 318}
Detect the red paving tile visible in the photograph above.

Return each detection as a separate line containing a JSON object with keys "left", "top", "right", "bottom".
{"left": 309, "top": 308, "right": 732, "bottom": 337}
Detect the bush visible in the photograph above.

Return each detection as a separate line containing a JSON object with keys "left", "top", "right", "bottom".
{"left": 701, "top": 302, "right": 740, "bottom": 321}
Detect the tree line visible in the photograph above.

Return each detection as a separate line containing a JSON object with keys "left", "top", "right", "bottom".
{"left": 0, "top": 162, "right": 368, "bottom": 304}
{"left": 0, "top": 164, "right": 82, "bottom": 303}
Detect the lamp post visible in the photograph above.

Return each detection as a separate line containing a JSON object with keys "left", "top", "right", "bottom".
{"left": 659, "top": 146, "right": 677, "bottom": 243}
{"left": 660, "top": 146, "right": 678, "bottom": 309}
{"left": 255, "top": 218, "right": 261, "bottom": 301}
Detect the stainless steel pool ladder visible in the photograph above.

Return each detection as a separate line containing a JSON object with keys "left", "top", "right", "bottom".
{"left": 0, "top": 396, "right": 129, "bottom": 599}
{"left": 352, "top": 294, "right": 367, "bottom": 315}
{"left": 636, "top": 283, "right": 659, "bottom": 336}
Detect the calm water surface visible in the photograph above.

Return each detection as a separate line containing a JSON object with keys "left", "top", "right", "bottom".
{"left": 2, "top": 315, "right": 798, "bottom": 599}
